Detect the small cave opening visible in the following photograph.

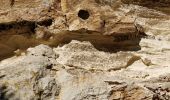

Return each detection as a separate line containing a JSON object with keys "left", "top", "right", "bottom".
{"left": 78, "top": 10, "right": 90, "bottom": 20}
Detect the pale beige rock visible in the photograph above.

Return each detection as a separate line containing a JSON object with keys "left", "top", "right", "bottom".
{"left": 0, "top": 0, "right": 170, "bottom": 100}
{"left": 54, "top": 40, "right": 140, "bottom": 71}
{"left": 0, "top": 38, "right": 169, "bottom": 99}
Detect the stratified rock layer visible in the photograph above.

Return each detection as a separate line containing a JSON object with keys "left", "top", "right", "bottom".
{"left": 0, "top": 38, "right": 170, "bottom": 100}
{"left": 0, "top": 0, "right": 170, "bottom": 100}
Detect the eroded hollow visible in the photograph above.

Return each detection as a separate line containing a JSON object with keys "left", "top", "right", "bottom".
{"left": 78, "top": 10, "right": 90, "bottom": 20}
{"left": 0, "top": 19, "right": 53, "bottom": 61}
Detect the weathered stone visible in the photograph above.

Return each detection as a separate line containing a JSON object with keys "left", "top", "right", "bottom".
{"left": 54, "top": 40, "right": 140, "bottom": 71}
{"left": 0, "top": 0, "right": 170, "bottom": 100}
{"left": 0, "top": 45, "right": 61, "bottom": 100}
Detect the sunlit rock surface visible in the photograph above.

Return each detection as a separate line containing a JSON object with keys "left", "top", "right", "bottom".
{"left": 0, "top": 0, "right": 170, "bottom": 100}
{"left": 0, "top": 39, "right": 170, "bottom": 99}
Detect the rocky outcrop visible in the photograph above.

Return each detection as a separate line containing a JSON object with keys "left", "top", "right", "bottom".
{"left": 0, "top": 0, "right": 169, "bottom": 59}
{"left": 54, "top": 40, "right": 140, "bottom": 71}
{"left": 0, "top": 38, "right": 170, "bottom": 100}
{"left": 0, "top": 44, "right": 61, "bottom": 100}
{"left": 0, "top": 0, "right": 170, "bottom": 100}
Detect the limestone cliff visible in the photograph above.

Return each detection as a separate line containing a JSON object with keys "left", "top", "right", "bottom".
{"left": 0, "top": 0, "right": 170, "bottom": 100}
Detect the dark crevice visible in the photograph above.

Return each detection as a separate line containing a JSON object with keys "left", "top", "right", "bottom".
{"left": 122, "top": 0, "right": 170, "bottom": 15}
{"left": 0, "top": 19, "right": 53, "bottom": 33}
{"left": 46, "top": 64, "right": 53, "bottom": 69}
{"left": 122, "top": 0, "right": 170, "bottom": 7}
{"left": 0, "top": 19, "right": 53, "bottom": 61}
{"left": 0, "top": 75, "right": 6, "bottom": 79}
{"left": 48, "top": 30, "right": 143, "bottom": 53}
{"left": 10, "top": 0, "right": 15, "bottom": 7}
{"left": 78, "top": 10, "right": 90, "bottom": 20}
{"left": 37, "top": 19, "right": 53, "bottom": 27}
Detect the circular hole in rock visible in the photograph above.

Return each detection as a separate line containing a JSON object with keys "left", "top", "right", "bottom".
{"left": 78, "top": 10, "right": 90, "bottom": 20}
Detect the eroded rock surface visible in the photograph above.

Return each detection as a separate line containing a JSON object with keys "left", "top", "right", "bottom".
{"left": 0, "top": 38, "right": 170, "bottom": 100}
{"left": 0, "top": 0, "right": 170, "bottom": 100}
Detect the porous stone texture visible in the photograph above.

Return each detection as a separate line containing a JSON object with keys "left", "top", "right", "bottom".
{"left": 0, "top": 0, "right": 170, "bottom": 100}
{"left": 54, "top": 40, "right": 140, "bottom": 71}
{"left": 0, "top": 0, "right": 54, "bottom": 23}
{"left": 0, "top": 38, "right": 170, "bottom": 100}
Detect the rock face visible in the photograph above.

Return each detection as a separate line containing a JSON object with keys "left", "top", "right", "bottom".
{"left": 0, "top": 39, "right": 170, "bottom": 100}
{"left": 0, "top": 0, "right": 170, "bottom": 100}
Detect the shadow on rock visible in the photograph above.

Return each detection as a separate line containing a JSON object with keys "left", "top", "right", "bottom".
{"left": 0, "top": 85, "right": 15, "bottom": 100}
